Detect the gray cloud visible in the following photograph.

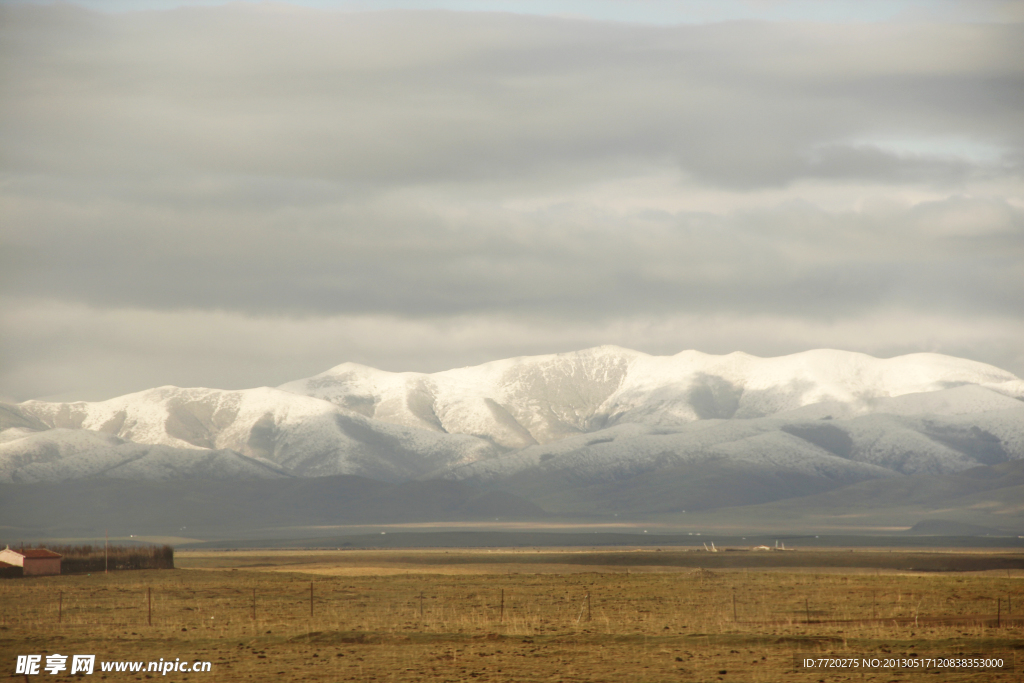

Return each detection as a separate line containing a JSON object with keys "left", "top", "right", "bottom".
{"left": 1, "top": 4, "right": 1023, "bottom": 400}
{"left": 5, "top": 185, "right": 1021, "bottom": 319}
{"left": 3, "top": 7, "right": 1022, "bottom": 186}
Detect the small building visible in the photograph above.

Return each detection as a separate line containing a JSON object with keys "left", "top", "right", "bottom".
{"left": 0, "top": 547, "right": 62, "bottom": 576}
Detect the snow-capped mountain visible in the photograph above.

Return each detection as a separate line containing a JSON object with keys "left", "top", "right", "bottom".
{"left": 280, "top": 346, "right": 1021, "bottom": 447}
{"left": 2, "top": 347, "right": 1022, "bottom": 491}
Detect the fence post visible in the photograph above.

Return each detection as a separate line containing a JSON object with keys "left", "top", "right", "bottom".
{"left": 997, "top": 598, "right": 1001, "bottom": 628}
{"left": 252, "top": 588, "right": 256, "bottom": 621}
{"left": 575, "top": 593, "right": 590, "bottom": 624}
{"left": 420, "top": 592, "right": 424, "bottom": 619}
{"left": 147, "top": 588, "right": 152, "bottom": 626}
{"left": 805, "top": 598, "right": 810, "bottom": 624}
{"left": 59, "top": 591, "right": 62, "bottom": 624}
{"left": 733, "top": 591, "right": 737, "bottom": 622}
{"left": 499, "top": 589, "right": 504, "bottom": 623}
{"left": 310, "top": 582, "right": 314, "bottom": 618}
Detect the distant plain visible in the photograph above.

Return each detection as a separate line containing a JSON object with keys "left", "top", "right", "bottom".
{"left": 3, "top": 547, "right": 1022, "bottom": 682}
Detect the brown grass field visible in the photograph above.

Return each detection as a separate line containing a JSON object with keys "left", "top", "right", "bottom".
{"left": 2, "top": 547, "right": 1023, "bottom": 682}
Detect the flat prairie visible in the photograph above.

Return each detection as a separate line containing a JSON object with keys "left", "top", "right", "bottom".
{"left": 1, "top": 547, "right": 1022, "bottom": 682}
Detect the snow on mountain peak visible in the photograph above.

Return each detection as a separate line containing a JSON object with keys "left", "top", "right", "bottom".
{"left": 5, "top": 346, "right": 1019, "bottom": 485}
{"left": 277, "top": 347, "right": 1019, "bottom": 447}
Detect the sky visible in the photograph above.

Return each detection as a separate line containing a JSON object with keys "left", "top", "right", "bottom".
{"left": 1, "top": 0, "right": 1023, "bottom": 402}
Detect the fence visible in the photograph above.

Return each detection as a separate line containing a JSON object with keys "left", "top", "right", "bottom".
{"left": 1, "top": 571, "right": 1021, "bottom": 638}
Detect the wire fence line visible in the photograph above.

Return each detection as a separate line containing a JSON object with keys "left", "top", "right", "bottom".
{"left": 2, "top": 573, "right": 1021, "bottom": 634}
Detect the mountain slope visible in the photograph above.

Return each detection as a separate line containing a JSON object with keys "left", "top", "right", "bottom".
{"left": 672, "top": 460, "right": 1024, "bottom": 534}
{"left": 0, "top": 475, "right": 546, "bottom": 537}
{"left": 11, "top": 386, "right": 498, "bottom": 481}
{"left": 0, "top": 427, "right": 289, "bottom": 483}
{"left": 280, "top": 346, "right": 1021, "bottom": 448}
{"left": 441, "top": 407, "right": 1024, "bottom": 487}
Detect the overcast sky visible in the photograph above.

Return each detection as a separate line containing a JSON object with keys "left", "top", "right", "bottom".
{"left": 1, "top": 0, "right": 1023, "bottom": 402}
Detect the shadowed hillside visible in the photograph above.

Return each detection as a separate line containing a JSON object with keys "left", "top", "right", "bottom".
{"left": 0, "top": 476, "right": 545, "bottom": 537}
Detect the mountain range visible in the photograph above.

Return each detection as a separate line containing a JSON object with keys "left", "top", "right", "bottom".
{"left": 2, "top": 347, "right": 1022, "bottom": 534}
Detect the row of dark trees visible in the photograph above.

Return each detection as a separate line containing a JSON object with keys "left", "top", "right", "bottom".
{"left": 16, "top": 543, "right": 174, "bottom": 573}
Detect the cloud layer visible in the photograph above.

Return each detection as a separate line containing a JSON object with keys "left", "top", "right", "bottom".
{"left": 1, "top": 4, "right": 1022, "bottom": 400}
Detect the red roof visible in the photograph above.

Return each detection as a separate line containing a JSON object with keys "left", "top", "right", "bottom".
{"left": 20, "top": 549, "right": 62, "bottom": 559}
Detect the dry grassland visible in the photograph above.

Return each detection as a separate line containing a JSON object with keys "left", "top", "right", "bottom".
{"left": 1, "top": 548, "right": 1022, "bottom": 682}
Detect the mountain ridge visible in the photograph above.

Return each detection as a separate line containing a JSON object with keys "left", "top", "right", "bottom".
{"left": 2, "top": 347, "right": 1021, "bottom": 497}
{"left": 280, "top": 346, "right": 1021, "bottom": 445}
